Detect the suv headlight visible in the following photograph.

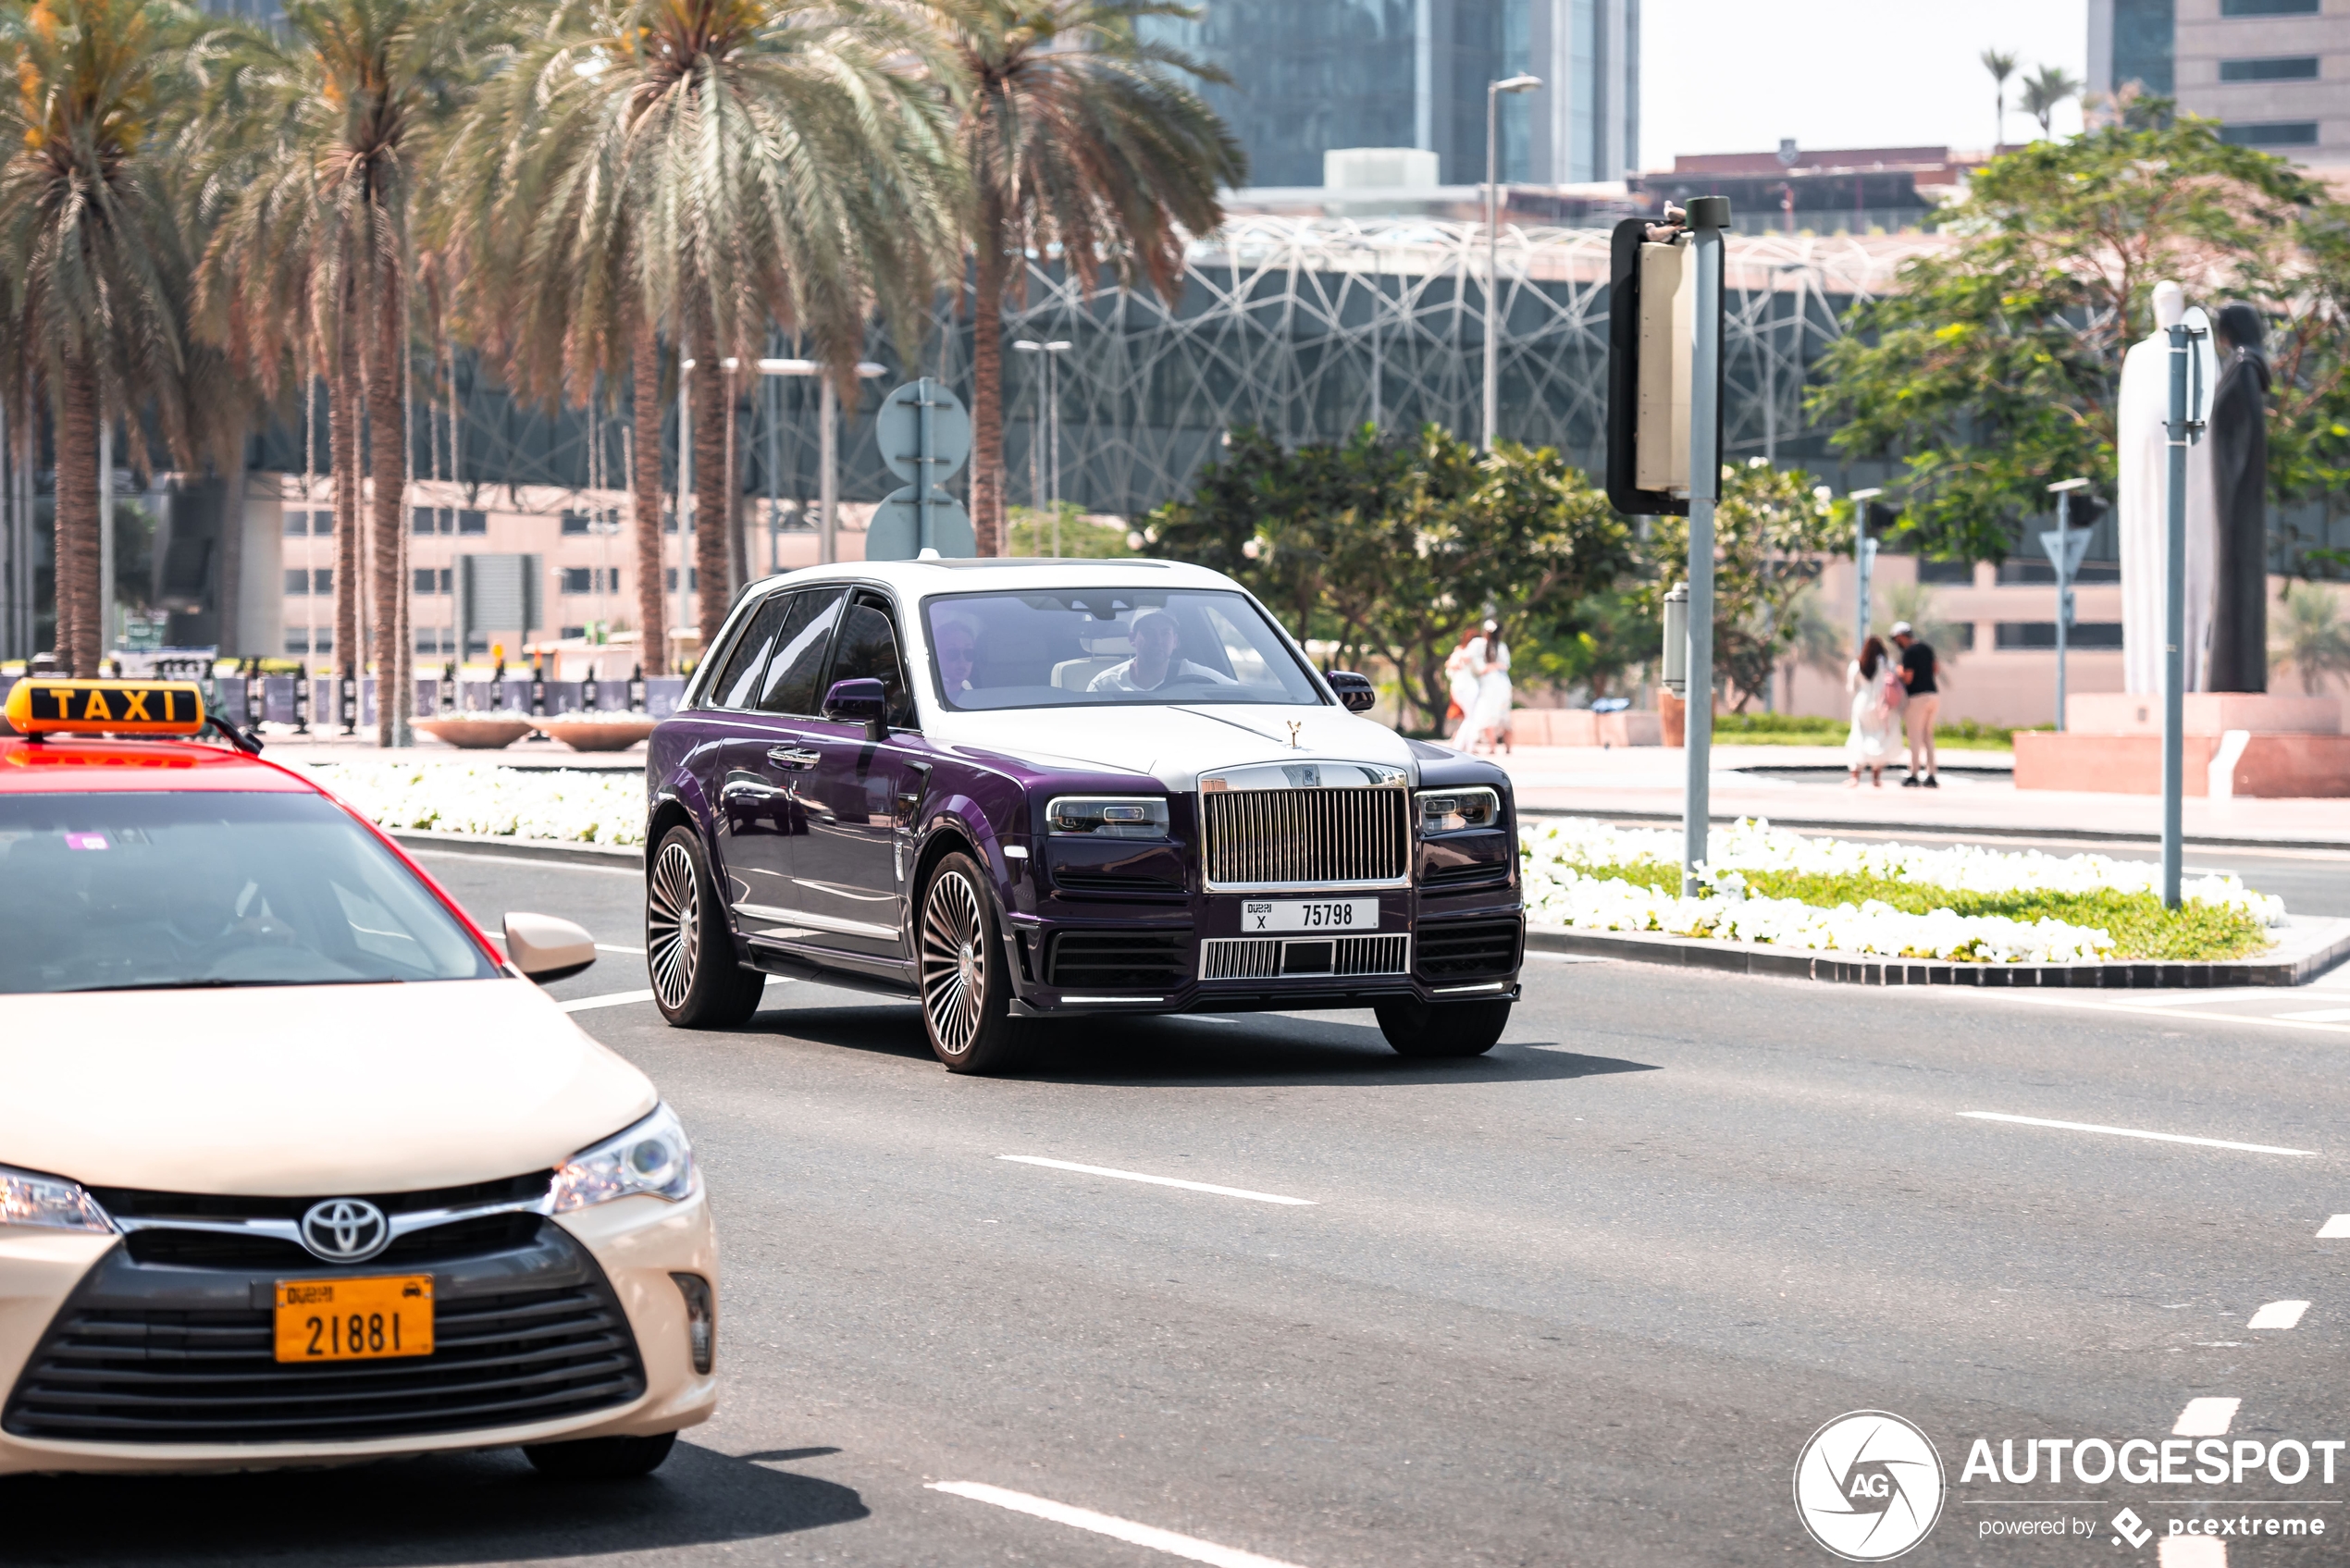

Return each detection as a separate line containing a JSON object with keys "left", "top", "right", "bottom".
{"left": 1, "top": 1164, "right": 115, "bottom": 1233}
{"left": 1047, "top": 796, "right": 1170, "bottom": 839}
{"left": 550, "top": 1104, "right": 699, "bottom": 1213}
{"left": 1416, "top": 786, "right": 1500, "bottom": 834}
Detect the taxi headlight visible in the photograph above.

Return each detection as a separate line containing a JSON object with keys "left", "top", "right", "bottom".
{"left": 1047, "top": 796, "right": 1170, "bottom": 839}
{"left": 1416, "top": 786, "right": 1500, "bottom": 834}
{"left": 550, "top": 1104, "right": 699, "bottom": 1213}
{"left": 0, "top": 1164, "right": 116, "bottom": 1233}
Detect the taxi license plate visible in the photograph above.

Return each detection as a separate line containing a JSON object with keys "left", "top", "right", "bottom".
{"left": 274, "top": 1275, "right": 434, "bottom": 1364}
{"left": 1240, "top": 897, "right": 1379, "bottom": 934}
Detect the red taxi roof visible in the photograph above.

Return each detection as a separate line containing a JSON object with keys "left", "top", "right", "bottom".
{"left": 0, "top": 736, "right": 323, "bottom": 793}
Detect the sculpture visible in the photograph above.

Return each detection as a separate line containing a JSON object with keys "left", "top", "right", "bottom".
{"left": 2113, "top": 282, "right": 2219, "bottom": 695}
{"left": 2206, "top": 303, "right": 2271, "bottom": 693}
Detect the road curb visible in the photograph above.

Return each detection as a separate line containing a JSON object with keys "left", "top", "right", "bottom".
{"left": 1527, "top": 919, "right": 2350, "bottom": 988}
{"left": 387, "top": 828, "right": 644, "bottom": 869}
{"left": 1516, "top": 805, "right": 2350, "bottom": 855}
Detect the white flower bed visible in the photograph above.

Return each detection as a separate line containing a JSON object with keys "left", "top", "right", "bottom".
{"left": 1520, "top": 817, "right": 2284, "bottom": 965}
{"left": 296, "top": 761, "right": 645, "bottom": 846}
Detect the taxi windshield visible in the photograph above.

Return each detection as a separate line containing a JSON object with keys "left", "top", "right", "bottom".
{"left": 0, "top": 792, "right": 498, "bottom": 994}
{"left": 923, "top": 587, "right": 1324, "bottom": 710}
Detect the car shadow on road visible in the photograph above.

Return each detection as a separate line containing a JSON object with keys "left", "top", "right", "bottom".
{"left": 748, "top": 1002, "right": 1657, "bottom": 1088}
{"left": 0, "top": 1440, "right": 865, "bottom": 1566}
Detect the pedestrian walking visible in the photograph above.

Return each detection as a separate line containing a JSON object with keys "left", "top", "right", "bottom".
{"left": 1845, "top": 636, "right": 1901, "bottom": 787}
{"left": 1444, "top": 625, "right": 1481, "bottom": 747}
{"left": 1471, "top": 619, "right": 1514, "bottom": 754}
{"left": 1890, "top": 621, "right": 1940, "bottom": 787}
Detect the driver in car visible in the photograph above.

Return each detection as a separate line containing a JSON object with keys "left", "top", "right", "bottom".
{"left": 1087, "top": 607, "right": 1237, "bottom": 695}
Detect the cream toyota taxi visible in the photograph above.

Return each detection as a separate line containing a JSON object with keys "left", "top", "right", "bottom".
{"left": 0, "top": 679, "right": 715, "bottom": 1479}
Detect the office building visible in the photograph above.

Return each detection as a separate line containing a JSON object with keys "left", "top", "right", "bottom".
{"left": 2089, "top": 0, "right": 2350, "bottom": 164}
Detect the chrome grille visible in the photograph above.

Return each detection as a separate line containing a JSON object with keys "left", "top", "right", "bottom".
{"left": 1200, "top": 933, "right": 1410, "bottom": 981}
{"left": 1200, "top": 785, "right": 1410, "bottom": 889}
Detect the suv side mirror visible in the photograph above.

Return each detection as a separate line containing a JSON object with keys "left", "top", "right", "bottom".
{"left": 1328, "top": 671, "right": 1377, "bottom": 714}
{"left": 822, "top": 676, "right": 891, "bottom": 737}
{"left": 503, "top": 912, "right": 597, "bottom": 983}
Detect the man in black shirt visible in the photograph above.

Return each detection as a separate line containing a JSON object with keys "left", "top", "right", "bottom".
{"left": 1891, "top": 622, "right": 1939, "bottom": 787}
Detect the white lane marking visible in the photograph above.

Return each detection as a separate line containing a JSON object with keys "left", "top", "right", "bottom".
{"left": 1958, "top": 1112, "right": 2313, "bottom": 1158}
{"left": 2158, "top": 1537, "right": 2226, "bottom": 1568}
{"left": 405, "top": 846, "right": 641, "bottom": 876}
{"left": 2276, "top": 1007, "right": 2350, "bottom": 1023}
{"left": 2248, "top": 1300, "right": 2310, "bottom": 1329}
{"left": 996, "top": 1155, "right": 1315, "bottom": 1206}
{"left": 2173, "top": 1398, "right": 2242, "bottom": 1437}
{"left": 2319, "top": 1215, "right": 2350, "bottom": 1239}
{"left": 1964, "top": 991, "right": 2350, "bottom": 1036}
{"left": 559, "top": 989, "right": 657, "bottom": 1013}
{"left": 926, "top": 1481, "right": 1314, "bottom": 1568}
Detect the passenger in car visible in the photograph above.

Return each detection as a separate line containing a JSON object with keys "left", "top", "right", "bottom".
{"left": 1087, "top": 608, "right": 1237, "bottom": 694}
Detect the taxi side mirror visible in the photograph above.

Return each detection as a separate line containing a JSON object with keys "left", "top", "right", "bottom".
{"left": 1328, "top": 671, "right": 1377, "bottom": 714}
{"left": 503, "top": 912, "right": 597, "bottom": 984}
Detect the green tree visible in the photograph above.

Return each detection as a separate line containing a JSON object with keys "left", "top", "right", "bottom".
{"left": 454, "top": 0, "right": 962, "bottom": 663}
{"left": 2021, "top": 64, "right": 2080, "bottom": 138}
{"left": 2271, "top": 581, "right": 2350, "bottom": 695}
{"left": 1981, "top": 47, "right": 2018, "bottom": 145}
{"left": 1632, "top": 460, "right": 1849, "bottom": 712}
{"left": 1811, "top": 119, "right": 2350, "bottom": 563}
{"left": 934, "top": 0, "right": 1243, "bottom": 555}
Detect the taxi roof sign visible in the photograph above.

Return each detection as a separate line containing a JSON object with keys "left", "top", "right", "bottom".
{"left": 5, "top": 679, "right": 207, "bottom": 736}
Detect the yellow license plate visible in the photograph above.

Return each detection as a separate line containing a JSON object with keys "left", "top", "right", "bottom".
{"left": 273, "top": 1275, "right": 435, "bottom": 1364}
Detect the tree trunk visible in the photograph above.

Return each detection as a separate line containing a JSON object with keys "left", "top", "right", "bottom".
{"left": 56, "top": 358, "right": 100, "bottom": 676}
{"left": 632, "top": 316, "right": 668, "bottom": 675}
{"left": 332, "top": 327, "right": 362, "bottom": 682}
{"left": 971, "top": 220, "right": 1008, "bottom": 557}
{"left": 366, "top": 267, "right": 409, "bottom": 747}
{"left": 692, "top": 310, "right": 729, "bottom": 661}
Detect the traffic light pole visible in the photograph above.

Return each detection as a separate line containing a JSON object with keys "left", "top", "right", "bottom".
{"left": 1682, "top": 198, "right": 1726, "bottom": 895}
{"left": 2160, "top": 319, "right": 2205, "bottom": 910}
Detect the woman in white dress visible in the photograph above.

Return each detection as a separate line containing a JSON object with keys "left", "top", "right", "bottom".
{"left": 1845, "top": 635, "right": 1901, "bottom": 787}
{"left": 1444, "top": 625, "right": 1482, "bottom": 747}
{"left": 1470, "top": 619, "right": 1514, "bottom": 754}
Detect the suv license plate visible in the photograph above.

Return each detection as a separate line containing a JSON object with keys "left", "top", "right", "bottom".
{"left": 274, "top": 1275, "right": 435, "bottom": 1363}
{"left": 1242, "top": 898, "right": 1379, "bottom": 933}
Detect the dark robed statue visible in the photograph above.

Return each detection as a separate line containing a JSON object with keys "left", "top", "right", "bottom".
{"left": 2207, "top": 302, "right": 2271, "bottom": 692}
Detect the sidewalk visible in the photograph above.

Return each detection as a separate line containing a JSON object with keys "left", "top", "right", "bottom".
{"left": 1493, "top": 745, "right": 2350, "bottom": 849}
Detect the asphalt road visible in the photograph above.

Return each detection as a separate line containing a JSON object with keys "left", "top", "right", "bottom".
{"left": 9, "top": 846, "right": 2350, "bottom": 1568}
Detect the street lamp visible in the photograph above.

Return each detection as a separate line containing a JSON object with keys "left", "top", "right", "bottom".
{"left": 1013, "top": 340, "right": 1073, "bottom": 555}
{"left": 1483, "top": 73, "right": 1541, "bottom": 452}
{"left": 1849, "top": 487, "right": 1884, "bottom": 660}
{"left": 1763, "top": 261, "right": 1817, "bottom": 465}
{"left": 750, "top": 356, "right": 886, "bottom": 566}
{"left": 2046, "top": 475, "right": 2092, "bottom": 732}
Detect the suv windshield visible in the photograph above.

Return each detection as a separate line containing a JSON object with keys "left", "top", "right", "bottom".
{"left": 0, "top": 792, "right": 499, "bottom": 994}
{"left": 924, "top": 588, "right": 1323, "bottom": 710}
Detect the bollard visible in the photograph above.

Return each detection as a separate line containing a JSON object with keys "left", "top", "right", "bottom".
{"left": 627, "top": 662, "right": 647, "bottom": 712}
{"left": 294, "top": 662, "right": 310, "bottom": 734}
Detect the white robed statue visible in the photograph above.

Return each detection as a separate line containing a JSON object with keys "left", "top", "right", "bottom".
{"left": 2114, "top": 280, "right": 2220, "bottom": 695}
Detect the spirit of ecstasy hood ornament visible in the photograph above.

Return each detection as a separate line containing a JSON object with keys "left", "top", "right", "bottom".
{"left": 1286, "top": 720, "right": 1303, "bottom": 749}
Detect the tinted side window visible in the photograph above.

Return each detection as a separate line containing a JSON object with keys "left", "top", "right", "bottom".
{"left": 825, "top": 597, "right": 913, "bottom": 728}
{"left": 757, "top": 587, "right": 848, "bottom": 715}
{"left": 711, "top": 593, "right": 795, "bottom": 710}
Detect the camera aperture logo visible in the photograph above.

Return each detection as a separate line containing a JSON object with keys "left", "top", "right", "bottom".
{"left": 1795, "top": 1411, "right": 1947, "bottom": 1561}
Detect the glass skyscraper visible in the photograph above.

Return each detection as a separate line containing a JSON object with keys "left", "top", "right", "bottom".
{"left": 1152, "top": 0, "right": 1640, "bottom": 189}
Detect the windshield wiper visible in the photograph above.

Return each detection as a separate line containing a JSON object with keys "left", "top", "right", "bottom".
{"left": 56, "top": 977, "right": 391, "bottom": 994}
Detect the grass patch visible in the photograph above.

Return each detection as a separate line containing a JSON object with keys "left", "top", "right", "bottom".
{"left": 1563, "top": 857, "right": 2272, "bottom": 962}
{"left": 1706, "top": 712, "right": 2036, "bottom": 750}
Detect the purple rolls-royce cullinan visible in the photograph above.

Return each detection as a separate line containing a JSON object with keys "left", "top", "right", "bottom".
{"left": 643, "top": 560, "right": 1522, "bottom": 1073}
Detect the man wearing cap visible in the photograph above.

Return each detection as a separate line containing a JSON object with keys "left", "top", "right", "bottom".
{"left": 1890, "top": 622, "right": 1938, "bottom": 787}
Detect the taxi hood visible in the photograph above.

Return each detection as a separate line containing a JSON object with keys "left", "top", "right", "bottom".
{"left": 929, "top": 702, "right": 1418, "bottom": 793}
{"left": 2, "top": 979, "right": 657, "bottom": 1196}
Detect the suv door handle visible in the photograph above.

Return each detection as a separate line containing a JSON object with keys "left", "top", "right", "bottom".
{"left": 767, "top": 747, "right": 821, "bottom": 771}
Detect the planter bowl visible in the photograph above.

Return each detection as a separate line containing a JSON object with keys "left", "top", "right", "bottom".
{"left": 414, "top": 717, "right": 536, "bottom": 750}
{"left": 533, "top": 715, "right": 658, "bottom": 752}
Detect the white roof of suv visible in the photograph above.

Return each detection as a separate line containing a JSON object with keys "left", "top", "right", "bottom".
{"left": 747, "top": 557, "right": 1243, "bottom": 599}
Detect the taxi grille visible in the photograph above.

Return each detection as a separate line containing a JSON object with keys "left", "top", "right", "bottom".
{"left": 1200, "top": 787, "right": 1410, "bottom": 889}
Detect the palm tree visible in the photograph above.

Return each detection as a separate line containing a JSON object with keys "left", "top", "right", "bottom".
{"left": 2021, "top": 64, "right": 2082, "bottom": 139}
{"left": 0, "top": 0, "right": 196, "bottom": 677}
{"left": 185, "top": 0, "right": 481, "bottom": 744}
{"left": 452, "top": 0, "right": 961, "bottom": 663}
{"left": 1980, "top": 47, "right": 2019, "bottom": 148}
{"left": 933, "top": 0, "right": 1243, "bottom": 556}
{"left": 2271, "top": 581, "right": 2350, "bottom": 696}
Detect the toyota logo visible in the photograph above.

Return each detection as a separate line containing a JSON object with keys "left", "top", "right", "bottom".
{"left": 299, "top": 1198, "right": 390, "bottom": 1263}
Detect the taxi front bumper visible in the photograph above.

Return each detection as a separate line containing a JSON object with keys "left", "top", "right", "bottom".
{"left": 0, "top": 1189, "right": 716, "bottom": 1476}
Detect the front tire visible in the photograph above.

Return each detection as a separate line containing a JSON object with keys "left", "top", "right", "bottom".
{"left": 647, "top": 826, "right": 765, "bottom": 1029}
{"left": 1375, "top": 996, "right": 1510, "bottom": 1057}
{"left": 524, "top": 1429, "right": 677, "bottom": 1480}
{"left": 918, "top": 852, "right": 1031, "bottom": 1074}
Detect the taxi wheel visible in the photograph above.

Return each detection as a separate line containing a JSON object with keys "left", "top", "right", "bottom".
{"left": 1374, "top": 996, "right": 1510, "bottom": 1057}
{"left": 918, "top": 852, "right": 1031, "bottom": 1075}
{"left": 523, "top": 1429, "right": 676, "bottom": 1480}
{"left": 647, "top": 827, "right": 765, "bottom": 1030}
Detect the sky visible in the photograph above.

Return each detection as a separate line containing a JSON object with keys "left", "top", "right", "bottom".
{"left": 1637, "top": 0, "right": 2091, "bottom": 168}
